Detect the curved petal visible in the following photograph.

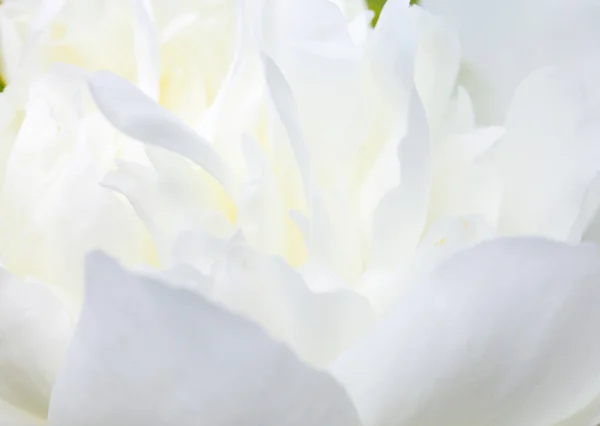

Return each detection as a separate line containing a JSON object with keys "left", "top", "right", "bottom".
{"left": 0, "top": 66, "right": 156, "bottom": 305}
{"left": 370, "top": 87, "right": 430, "bottom": 267}
{"left": 358, "top": 0, "right": 418, "bottom": 217}
{"left": 152, "top": 0, "right": 237, "bottom": 124}
{"left": 0, "top": 2, "right": 25, "bottom": 84}
{"left": 263, "top": 55, "right": 311, "bottom": 202}
{"left": 237, "top": 134, "right": 287, "bottom": 256}
{"left": 329, "top": 0, "right": 372, "bottom": 47}
{"left": 421, "top": 0, "right": 600, "bottom": 124}
{"left": 483, "top": 60, "right": 600, "bottom": 241}
{"left": 0, "top": 399, "right": 45, "bottom": 426}
{"left": 129, "top": 0, "right": 160, "bottom": 100}
{"left": 88, "top": 71, "right": 235, "bottom": 195}
{"left": 210, "top": 243, "right": 375, "bottom": 367}
{"left": 261, "top": 0, "right": 364, "bottom": 187}
{"left": 196, "top": 0, "right": 264, "bottom": 176}
{"left": 0, "top": 270, "right": 73, "bottom": 420}
{"left": 48, "top": 252, "right": 361, "bottom": 426}
{"left": 332, "top": 238, "right": 600, "bottom": 426}
{"left": 428, "top": 126, "right": 504, "bottom": 227}
{"left": 555, "top": 393, "right": 600, "bottom": 426}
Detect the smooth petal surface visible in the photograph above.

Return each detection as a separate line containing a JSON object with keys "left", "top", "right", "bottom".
{"left": 0, "top": 66, "right": 156, "bottom": 305}
{"left": 371, "top": 87, "right": 430, "bottom": 267}
{"left": 422, "top": 0, "right": 600, "bottom": 124}
{"left": 129, "top": 0, "right": 160, "bottom": 100}
{"left": 89, "top": 71, "right": 235, "bottom": 194}
{"left": 263, "top": 55, "right": 311, "bottom": 200}
{"left": 209, "top": 243, "right": 374, "bottom": 366}
{"left": 427, "top": 126, "right": 503, "bottom": 227}
{"left": 328, "top": 0, "right": 372, "bottom": 46}
{"left": 170, "top": 230, "right": 374, "bottom": 367}
{"left": 0, "top": 399, "right": 45, "bottom": 426}
{"left": 0, "top": 2, "right": 25, "bottom": 84}
{"left": 358, "top": 0, "right": 418, "bottom": 219}
{"left": 484, "top": 60, "right": 600, "bottom": 241}
{"left": 261, "top": 0, "right": 364, "bottom": 188}
{"left": 332, "top": 238, "right": 600, "bottom": 426}
{"left": 48, "top": 253, "right": 361, "bottom": 426}
{"left": 0, "top": 270, "right": 73, "bottom": 420}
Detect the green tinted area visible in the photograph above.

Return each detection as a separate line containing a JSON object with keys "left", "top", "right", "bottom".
{"left": 0, "top": 1, "right": 5, "bottom": 92}
{"left": 368, "top": 0, "right": 419, "bottom": 26}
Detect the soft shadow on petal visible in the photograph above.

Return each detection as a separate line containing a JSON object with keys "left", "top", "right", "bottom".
{"left": 0, "top": 270, "right": 73, "bottom": 420}
{"left": 422, "top": 0, "right": 600, "bottom": 124}
{"left": 332, "top": 238, "right": 600, "bottom": 426}
{"left": 483, "top": 60, "right": 600, "bottom": 242}
{"left": 48, "top": 252, "right": 361, "bottom": 426}
{"left": 88, "top": 71, "right": 235, "bottom": 194}
{"left": 0, "top": 399, "right": 45, "bottom": 426}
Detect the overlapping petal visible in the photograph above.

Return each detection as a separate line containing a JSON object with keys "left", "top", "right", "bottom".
{"left": 0, "top": 268, "right": 73, "bottom": 421}
{"left": 0, "top": 66, "right": 156, "bottom": 305}
{"left": 422, "top": 0, "right": 600, "bottom": 124}
{"left": 48, "top": 252, "right": 361, "bottom": 426}
{"left": 0, "top": 0, "right": 599, "bottom": 424}
{"left": 332, "top": 238, "right": 600, "bottom": 426}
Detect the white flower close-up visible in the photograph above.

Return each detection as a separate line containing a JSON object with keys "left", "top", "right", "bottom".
{"left": 1, "top": 0, "right": 600, "bottom": 424}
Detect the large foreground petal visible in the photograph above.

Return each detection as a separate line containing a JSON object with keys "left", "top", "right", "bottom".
{"left": 48, "top": 253, "right": 361, "bottom": 426}
{"left": 332, "top": 238, "right": 600, "bottom": 426}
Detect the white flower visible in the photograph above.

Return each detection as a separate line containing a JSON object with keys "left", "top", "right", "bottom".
{"left": 2, "top": 0, "right": 600, "bottom": 425}
{"left": 0, "top": 0, "right": 373, "bottom": 305}
{"left": 46, "top": 239, "right": 600, "bottom": 425}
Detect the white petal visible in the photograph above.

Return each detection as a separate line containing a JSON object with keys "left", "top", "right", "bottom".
{"left": 211, "top": 243, "right": 374, "bottom": 366}
{"left": 0, "top": 399, "right": 45, "bottom": 426}
{"left": 413, "top": 6, "right": 462, "bottom": 134}
{"left": 196, "top": 0, "right": 263, "bottom": 175}
{"left": 152, "top": 0, "right": 237, "bottom": 124}
{"left": 484, "top": 60, "right": 600, "bottom": 241}
{"left": 0, "top": 270, "right": 73, "bottom": 420}
{"left": 129, "top": 0, "right": 160, "bottom": 100}
{"left": 28, "top": 0, "right": 63, "bottom": 36}
{"left": 170, "top": 229, "right": 231, "bottom": 275}
{"left": 0, "top": 90, "right": 21, "bottom": 188}
{"left": 428, "top": 126, "right": 504, "bottom": 227}
{"left": 0, "top": 6, "right": 24, "bottom": 84}
{"left": 326, "top": 0, "right": 372, "bottom": 47}
{"left": 0, "top": 67, "right": 156, "bottom": 304}
{"left": 261, "top": 0, "right": 363, "bottom": 173}
{"left": 237, "top": 134, "right": 287, "bottom": 256}
{"left": 308, "top": 192, "right": 365, "bottom": 281}
{"left": 357, "top": 215, "right": 496, "bottom": 314}
{"left": 571, "top": 174, "right": 600, "bottom": 244}
{"left": 263, "top": 55, "right": 311, "bottom": 202}
{"left": 370, "top": 87, "right": 431, "bottom": 267}
{"left": 48, "top": 253, "right": 361, "bottom": 426}
{"left": 332, "top": 238, "right": 600, "bottom": 426}
{"left": 422, "top": 0, "right": 600, "bottom": 124}
{"left": 102, "top": 156, "right": 235, "bottom": 262}
{"left": 356, "top": 0, "right": 418, "bottom": 193}
{"left": 555, "top": 394, "right": 600, "bottom": 426}
{"left": 88, "top": 71, "right": 235, "bottom": 194}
